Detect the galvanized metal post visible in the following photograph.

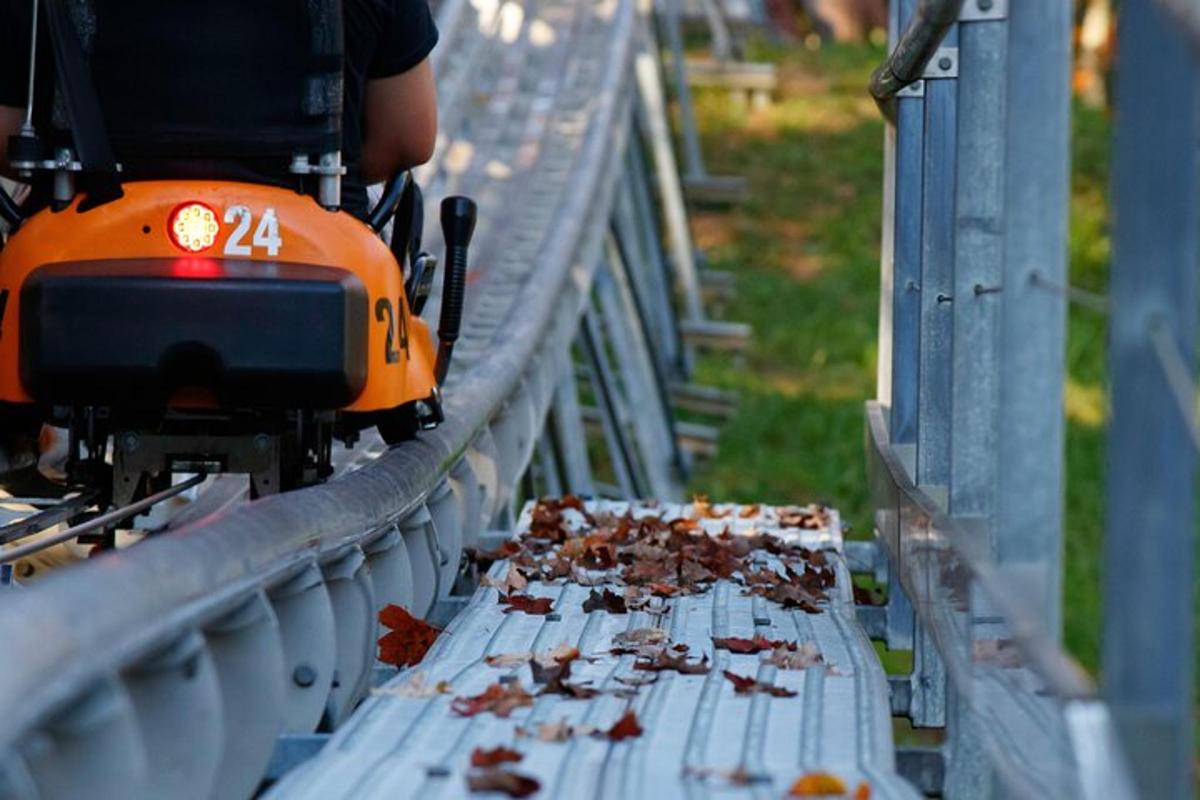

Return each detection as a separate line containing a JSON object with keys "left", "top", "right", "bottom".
{"left": 889, "top": 1, "right": 925, "bottom": 450}
{"left": 915, "top": 28, "right": 957, "bottom": 491}
{"left": 884, "top": 0, "right": 921, "bottom": 657}
{"left": 945, "top": 5, "right": 1009, "bottom": 795}
{"left": 994, "top": 0, "right": 1071, "bottom": 634}
{"left": 1104, "top": 3, "right": 1199, "bottom": 797}
{"left": 949, "top": 5, "right": 1005, "bottom": 526}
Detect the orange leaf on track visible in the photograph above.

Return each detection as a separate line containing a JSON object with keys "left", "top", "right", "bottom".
{"left": 470, "top": 746, "right": 523, "bottom": 768}
{"left": 466, "top": 768, "right": 540, "bottom": 797}
{"left": 712, "top": 634, "right": 798, "bottom": 654}
{"left": 605, "top": 710, "right": 644, "bottom": 741}
{"left": 787, "top": 772, "right": 848, "bottom": 796}
{"left": 377, "top": 604, "right": 441, "bottom": 667}
{"left": 451, "top": 682, "right": 535, "bottom": 718}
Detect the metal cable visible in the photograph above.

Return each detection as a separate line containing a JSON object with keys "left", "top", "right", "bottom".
{"left": 1029, "top": 271, "right": 1110, "bottom": 314}
{"left": 1147, "top": 319, "right": 1200, "bottom": 451}
{"left": 1, "top": 473, "right": 206, "bottom": 564}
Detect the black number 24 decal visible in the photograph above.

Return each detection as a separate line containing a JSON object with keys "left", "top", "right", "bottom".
{"left": 374, "top": 298, "right": 410, "bottom": 364}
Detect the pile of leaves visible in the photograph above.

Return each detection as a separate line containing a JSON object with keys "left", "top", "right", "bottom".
{"left": 470, "top": 496, "right": 836, "bottom": 615}
{"left": 432, "top": 497, "right": 841, "bottom": 796}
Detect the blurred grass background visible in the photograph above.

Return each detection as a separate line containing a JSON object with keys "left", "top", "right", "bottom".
{"left": 682, "top": 40, "right": 1112, "bottom": 676}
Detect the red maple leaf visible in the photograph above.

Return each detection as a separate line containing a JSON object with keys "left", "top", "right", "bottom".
{"left": 377, "top": 604, "right": 441, "bottom": 667}
{"left": 606, "top": 710, "right": 644, "bottom": 740}
{"left": 470, "top": 746, "right": 524, "bottom": 768}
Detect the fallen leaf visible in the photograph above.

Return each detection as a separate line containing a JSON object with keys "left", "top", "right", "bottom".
{"left": 615, "top": 674, "right": 658, "bottom": 688}
{"left": 451, "top": 682, "right": 535, "bottom": 718}
{"left": 693, "top": 495, "right": 731, "bottom": 519}
{"left": 470, "top": 746, "right": 523, "bottom": 767}
{"left": 712, "top": 634, "right": 798, "bottom": 654}
{"left": 377, "top": 604, "right": 442, "bottom": 667}
{"left": 647, "top": 582, "right": 682, "bottom": 597}
{"left": 722, "top": 670, "right": 797, "bottom": 697}
{"left": 738, "top": 504, "right": 761, "bottom": 518}
{"left": 485, "top": 652, "right": 535, "bottom": 668}
{"left": 762, "top": 642, "right": 825, "bottom": 671}
{"left": 854, "top": 782, "right": 871, "bottom": 800}
{"left": 787, "top": 772, "right": 848, "bottom": 796}
{"left": 634, "top": 651, "right": 710, "bottom": 675}
{"left": 582, "top": 588, "right": 628, "bottom": 614}
{"left": 481, "top": 563, "right": 529, "bottom": 595}
{"left": 500, "top": 594, "right": 555, "bottom": 615}
{"left": 370, "top": 672, "right": 452, "bottom": 698}
{"left": 612, "top": 628, "right": 668, "bottom": 648}
{"left": 605, "top": 709, "right": 644, "bottom": 740}
{"left": 466, "top": 768, "right": 540, "bottom": 798}
{"left": 530, "top": 656, "right": 599, "bottom": 699}
{"left": 515, "top": 719, "right": 600, "bottom": 742}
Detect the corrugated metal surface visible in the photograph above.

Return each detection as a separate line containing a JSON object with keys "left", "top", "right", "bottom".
{"left": 270, "top": 502, "right": 920, "bottom": 799}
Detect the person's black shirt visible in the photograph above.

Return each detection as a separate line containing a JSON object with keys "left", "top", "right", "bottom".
{"left": 0, "top": 0, "right": 438, "bottom": 218}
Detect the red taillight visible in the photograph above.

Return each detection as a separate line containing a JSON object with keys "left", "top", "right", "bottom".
{"left": 170, "top": 258, "right": 222, "bottom": 279}
{"left": 168, "top": 202, "right": 219, "bottom": 253}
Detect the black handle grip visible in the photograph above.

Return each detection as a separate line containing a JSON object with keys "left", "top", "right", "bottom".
{"left": 435, "top": 196, "right": 477, "bottom": 384}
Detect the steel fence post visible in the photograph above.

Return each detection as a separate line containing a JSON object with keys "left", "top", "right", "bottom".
{"left": 994, "top": 0, "right": 1071, "bottom": 636}
{"left": 1104, "top": 3, "right": 1199, "bottom": 796}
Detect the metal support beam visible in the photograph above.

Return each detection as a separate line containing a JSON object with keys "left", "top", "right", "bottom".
{"left": 1104, "top": 3, "right": 1199, "bottom": 797}
{"left": 994, "top": 0, "right": 1071, "bottom": 633}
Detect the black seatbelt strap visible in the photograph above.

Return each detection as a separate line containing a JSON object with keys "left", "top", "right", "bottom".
{"left": 43, "top": 0, "right": 123, "bottom": 209}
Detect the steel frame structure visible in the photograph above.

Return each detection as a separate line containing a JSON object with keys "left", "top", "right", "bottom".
{"left": 869, "top": 0, "right": 1194, "bottom": 797}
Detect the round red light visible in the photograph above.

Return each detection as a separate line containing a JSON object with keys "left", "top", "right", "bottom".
{"left": 168, "top": 202, "right": 220, "bottom": 253}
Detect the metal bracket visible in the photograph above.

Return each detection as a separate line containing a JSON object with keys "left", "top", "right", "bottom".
{"left": 897, "top": 80, "right": 925, "bottom": 99}
{"left": 922, "top": 48, "right": 959, "bottom": 80}
{"left": 960, "top": 0, "right": 1007, "bottom": 21}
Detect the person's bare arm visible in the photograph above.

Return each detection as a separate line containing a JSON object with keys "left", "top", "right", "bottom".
{"left": 360, "top": 58, "right": 437, "bottom": 184}
{"left": 0, "top": 106, "right": 24, "bottom": 178}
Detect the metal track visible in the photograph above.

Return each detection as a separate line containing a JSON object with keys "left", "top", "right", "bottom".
{"left": 0, "top": 1, "right": 693, "bottom": 798}
{"left": 267, "top": 502, "right": 921, "bottom": 800}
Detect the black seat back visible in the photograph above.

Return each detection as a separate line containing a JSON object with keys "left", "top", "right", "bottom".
{"left": 60, "top": 0, "right": 344, "bottom": 173}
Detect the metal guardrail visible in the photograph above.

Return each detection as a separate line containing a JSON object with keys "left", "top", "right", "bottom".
{"left": 872, "top": 0, "right": 1195, "bottom": 797}
{"left": 865, "top": 404, "right": 1135, "bottom": 799}
{"left": 0, "top": 0, "right": 711, "bottom": 797}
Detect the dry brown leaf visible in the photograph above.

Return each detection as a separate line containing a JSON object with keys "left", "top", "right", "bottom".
{"left": 712, "top": 634, "right": 799, "bottom": 654}
{"left": 481, "top": 564, "right": 529, "bottom": 595}
{"left": 370, "top": 672, "right": 451, "bottom": 698}
{"left": 466, "top": 768, "right": 540, "bottom": 797}
{"left": 605, "top": 710, "right": 644, "bottom": 740}
{"left": 763, "top": 642, "right": 825, "bottom": 671}
{"left": 582, "top": 588, "right": 628, "bottom": 614}
{"left": 634, "top": 651, "right": 710, "bottom": 675}
{"left": 612, "top": 628, "right": 668, "bottom": 648}
{"left": 470, "top": 746, "right": 523, "bottom": 768}
{"left": 530, "top": 656, "right": 599, "bottom": 699}
{"left": 787, "top": 772, "right": 848, "bottom": 796}
{"left": 377, "top": 604, "right": 442, "bottom": 667}
{"left": 499, "top": 593, "right": 555, "bottom": 615}
{"left": 451, "top": 682, "right": 535, "bottom": 718}
{"left": 722, "top": 670, "right": 798, "bottom": 697}
{"left": 514, "top": 719, "right": 600, "bottom": 742}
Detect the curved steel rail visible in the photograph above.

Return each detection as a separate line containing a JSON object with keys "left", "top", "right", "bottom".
{"left": 869, "top": 0, "right": 964, "bottom": 121}
{"left": 0, "top": 0, "right": 642, "bottom": 797}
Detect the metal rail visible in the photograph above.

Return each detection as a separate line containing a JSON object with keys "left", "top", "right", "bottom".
{"left": 869, "top": 0, "right": 964, "bottom": 120}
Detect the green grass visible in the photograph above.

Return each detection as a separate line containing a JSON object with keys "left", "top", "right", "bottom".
{"left": 683, "top": 40, "right": 1113, "bottom": 677}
